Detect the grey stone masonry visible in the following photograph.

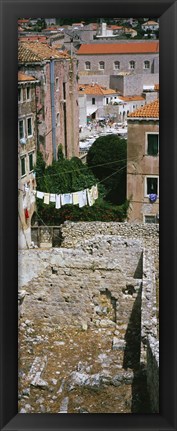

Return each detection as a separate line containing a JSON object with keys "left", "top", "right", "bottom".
{"left": 60, "top": 221, "right": 159, "bottom": 249}
{"left": 18, "top": 236, "right": 143, "bottom": 328}
{"left": 141, "top": 248, "right": 159, "bottom": 412}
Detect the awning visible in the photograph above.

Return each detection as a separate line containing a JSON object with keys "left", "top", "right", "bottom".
{"left": 87, "top": 107, "right": 98, "bottom": 116}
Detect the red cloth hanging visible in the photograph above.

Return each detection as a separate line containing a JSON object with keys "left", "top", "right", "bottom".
{"left": 25, "top": 208, "right": 29, "bottom": 219}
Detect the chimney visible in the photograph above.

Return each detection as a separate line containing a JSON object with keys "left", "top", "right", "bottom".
{"left": 102, "top": 22, "right": 107, "bottom": 36}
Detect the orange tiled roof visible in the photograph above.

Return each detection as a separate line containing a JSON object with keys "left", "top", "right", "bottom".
{"left": 18, "top": 19, "right": 29, "bottom": 24}
{"left": 78, "top": 83, "right": 117, "bottom": 96}
{"left": 77, "top": 41, "right": 159, "bottom": 55}
{"left": 142, "top": 20, "right": 158, "bottom": 26}
{"left": 108, "top": 25, "right": 123, "bottom": 30}
{"left": 119, "top": 95, "right": 145, "bottom": 102}
{"left": 128, "top": 99, "right": 159, "bottom": 118}
{"left": 18, "top": 41, "right": 70, "bottom": 63}
{"left": 18, "top": 72, "right": 37, "bottom": 82}
{"left": 45, "top": 27, "right": 58, "bottom": 31}
{"left": 19, "top": 36, "right": 48, "bottom": 43}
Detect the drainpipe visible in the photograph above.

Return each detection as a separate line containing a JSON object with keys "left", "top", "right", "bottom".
{"left": 50, "top": 60, "right": 57, "bottom": 161}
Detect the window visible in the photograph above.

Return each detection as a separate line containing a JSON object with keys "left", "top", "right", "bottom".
{"left": 144, "top": 215, "right": 157, "bottom": 223}
{"left": 99, "top": 61, "right": 105, "bottom": 70}
{"left": 106, "top": 97, "right": 109, "bottom": 105}
{"left": 92, "top": 98, "right": 95, "bottom": 105}
{"left": 85, "top": 61, "right": 91, "bottom": 70}
{"left": 147, "top": 133, "right": 159, "bottom": 156}
{"left": 18, "top": 88, "right": 23, "bottom": 103}
{"left": 56, "top": 78, "right": 59, "bottom": 91}
{"left": 19, "top": 119, "right": 25, "bottom": 139}
{"left": 145, "top": 176, "right": 159, "bottom": 196}
{"left": 27, "top": 117, "right": 32, "bottom": 137}
{"left": 26, "top": 87, "right": 31, "bottom": 100}
{"left": 144, "top": 60, "right": 150, "bottom": 69}
{"left": 21, "top": 156, "right": 26, "bottom": 177}
{"left": 29, "top": 152, "right": 34, "bottom": 172}
{"left": 129, "top": 60, "right": 135, "bottom": 70}
{"left": 114, "top": 61, "right": 120, "bottom": 70}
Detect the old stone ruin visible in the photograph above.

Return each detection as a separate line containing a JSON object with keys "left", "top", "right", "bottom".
{"left": 18, "top": 222, "right": 159, "bottom": 414}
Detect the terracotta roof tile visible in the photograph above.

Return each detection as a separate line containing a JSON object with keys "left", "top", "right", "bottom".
{"left": 19, "top": 36, "right": 48, "bottom": 43}
{"left": 77, "top": 41, "right": 159, "bottom": 55}
{"left": 18, "top": 41, "right": 70, "bottom": 63}
{"left": 78, "top": 83, "right": 117, "bottom": 96}
{"left": 142, "top": 20, "right": 159, "bottom": 26}
{"left": 108, "top": 25, "right": 123, "bottom": 30}
{"left": 18, "top": 19, "right": 29, "bottom": 24}
{"left": 119, "top": 95, "right": 145, "bottom": 102}
{"left": 128, "top": 99, "right": 159, "bottom": 118}
{"left": 18, "top": 72, "right": 37, "bottom": 82}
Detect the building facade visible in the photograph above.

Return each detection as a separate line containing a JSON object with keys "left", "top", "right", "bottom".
{"left": 18, "top": 41, "right": 79, "bottom": 165}
{"left": 127, "top": 99, "right": 159, "bottom": 223}
{"left": 110, "top": 71, "right": 159, "bottom": 97}
{"left": 78, "top": 83, "right": 119, "bottom": 126}
{"left": 18, "top": 72, "right": 38, "bottom": 248}
{"left": 77, "top": 41, "right": 159, "bottom": 76}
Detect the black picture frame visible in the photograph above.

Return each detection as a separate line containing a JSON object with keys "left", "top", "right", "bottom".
{"left": 1, "top": 0, "right": 177, "bottom": 430}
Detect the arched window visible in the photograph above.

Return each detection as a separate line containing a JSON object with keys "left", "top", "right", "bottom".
{"left": 129, "top": 60, "right": 135, "bottom": 70}
{"left": 99, "top": 61, "right": 105, "bottom": 70}
{"left": 144, "top": 60, "right": 150, "bottom": 69}
{"left": 85, "top": 61, "right": 91, "bottom": 70}
{"left": 114, "top": 61, "right": 120, "bottom": 70}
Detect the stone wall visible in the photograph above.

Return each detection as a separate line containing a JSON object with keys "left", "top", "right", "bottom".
{"left": 141, "top": 248, "right": 159, "bottom": 412}
{"left": 60, "top": 221, "right": 159, "bottom": 249}
{"left": 19, "top": 222, "right": 159, "bottom": 412}
{"left": 19, "top": 236, "right": 143, "bottom": 328}
{"left": 146, "top": 336, "right": 159, "bottom": 413}
{"left": 79, "top": 73, "right": 110, "bottom": 89}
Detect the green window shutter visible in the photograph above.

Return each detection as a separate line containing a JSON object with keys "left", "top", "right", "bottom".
{"left": 147, "top": 134, "right": 158, "bottom": 155}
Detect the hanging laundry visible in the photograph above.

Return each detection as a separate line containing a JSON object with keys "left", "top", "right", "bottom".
{"left": 37, "top": 191, "right": 44, "bottom": 199}
{"left": 25, "top": 208, "right": 29, "bottom": 219}
{"left": 55, "top": 194, "right": 61, "bottom": 209}
{"left": 92, "top": 184, "right": 98, "bottom": 200}
{"left": 61, "top": 193, "right": 73, "bottom": 206}
{"left": 43, "top": 193, "right": 50, "bottom": 205}
{"left": 50, "top": 193, "right": 56, "bottom": 203}
{"left": 78, "top": 189, "right": 87, "bottom": 208}
{"left": 87, "top": 188, "right": 95, "bottom": 207}
{"left": 30, "top": 192, "right": 36, "bottom": 204}
{"left": 23, "top": 195, "right": 27, "bottom": 209}
{"left": 72, "top": 192, "right": 79, "bottom": 205}
{"left": 24, "top": 183, "right": 29, "bottom": 193}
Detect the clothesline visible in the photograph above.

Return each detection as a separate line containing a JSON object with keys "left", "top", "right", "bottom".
{"left": 35, "top": 183, "right": 98, "bottom": 208}
{"left": 34, "top": 157, "right": 129, "bottom": 181}
{"left": 19, "top": 156, "right": 142, "bottom": 212}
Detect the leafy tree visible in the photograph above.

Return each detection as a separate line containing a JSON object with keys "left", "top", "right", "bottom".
{"left": 34, "top": 149, "right": 129, "bottom": 225}
{"left": 86, "top": 135, "right": 127, "bottom": 205}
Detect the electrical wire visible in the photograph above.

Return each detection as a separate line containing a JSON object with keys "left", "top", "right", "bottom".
{"left": 28, "top": 155, "right": 142, "bottom": 245}
{"left": 19, "top": 154, "right": 143, "bottom": 183}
